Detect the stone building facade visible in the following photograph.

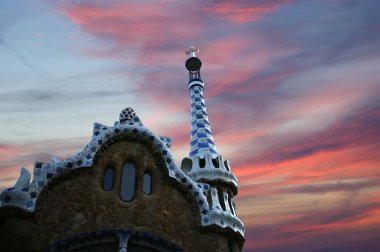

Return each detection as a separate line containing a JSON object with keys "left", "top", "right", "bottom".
{"left": 0, "top": 48, "right": 245, "bottom": 251}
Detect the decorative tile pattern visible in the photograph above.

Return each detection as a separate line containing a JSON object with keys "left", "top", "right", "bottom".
{"left": 184, "top": 153, "right": 238, "bottom": 188}
{"left": 159, "top": 136, "right": 172, "bottom": 148}
{"left": 189, "top": 85, "right": 218, "bottom": 158}
{"left": 119, "top": 107, "right": 136, "bottom": 122}
{"left": 117, "top": 230, "right": 131, "bottom": 252}
{"left": 184, "top": 58, "right": 245, "bottom": 236}
{"left": 186, "top": 78, "right": 238, "bottom": 190}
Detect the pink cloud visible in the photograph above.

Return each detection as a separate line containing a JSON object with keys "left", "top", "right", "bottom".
{"left": 61, "top": 1, "right": 204, "bottom": 56}
{"left": 203, "top": 1, "right": 292, "bottom": 23}
{"left": 0, "top": 145, "right": 19, "bottom": 157}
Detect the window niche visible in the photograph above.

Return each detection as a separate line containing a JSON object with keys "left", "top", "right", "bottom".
{"left": 120, "top": 162, "right": 136, "bottom": 202}
{"left": 102, "top": 167, "right": 114, "bottom": 191}
{"left": 143, "top": 173, "right": 152, "bottom": 195}
{"left": 217, "top": 188, "right": 226, "bottom": 211}
{"left": 228, "top": 192, "right": 235, "bottom": 215}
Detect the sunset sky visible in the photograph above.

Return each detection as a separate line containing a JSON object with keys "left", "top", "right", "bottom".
{"left": 1, "top": 0, "right": 380, "bottom": 251}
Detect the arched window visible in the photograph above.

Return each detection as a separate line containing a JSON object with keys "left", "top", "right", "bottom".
{"left": 143, "top": 173, "right": 152, "bottom": 195}
{"left": 102, "top": 167, "right": 114, "bottom": 191}
{"left": 120, "top": 162, "right": 136, "bottom": 202}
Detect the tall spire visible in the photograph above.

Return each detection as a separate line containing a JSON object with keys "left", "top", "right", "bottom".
{"left": 185, "top": 47, "right": 218, "bottom": 158}
{"left": 182, "top": 46, "right": 238, "bottom": 189}
{"left": 181, "top": 48, "right": 244, "bottom": 241}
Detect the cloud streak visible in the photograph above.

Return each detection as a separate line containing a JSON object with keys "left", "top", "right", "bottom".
{"left": 0, "top": 38, "right": 49, "bottom": 80}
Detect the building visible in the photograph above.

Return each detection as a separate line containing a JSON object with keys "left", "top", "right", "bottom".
{"left": 0, "top": 48, "right": 245, "bottom": 251}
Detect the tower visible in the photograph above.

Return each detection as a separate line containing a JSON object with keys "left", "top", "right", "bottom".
{"left": 181, "top": 47, "right": 244, "bottom": 244}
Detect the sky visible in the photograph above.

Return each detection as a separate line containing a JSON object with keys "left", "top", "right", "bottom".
{"left": 0, "top": 0, "right": 380, "bottom": 251}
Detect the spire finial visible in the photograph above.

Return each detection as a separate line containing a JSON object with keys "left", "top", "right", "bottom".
{"left": 119, "top": 107, "right": 137, "bottom": 124}
{"left": 186, "top": 46, "right": 199, "bottom": 58}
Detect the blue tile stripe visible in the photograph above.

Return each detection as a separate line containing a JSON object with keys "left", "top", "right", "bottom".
{"left": 189, "top": 85, "right": 218, "bottom": 158}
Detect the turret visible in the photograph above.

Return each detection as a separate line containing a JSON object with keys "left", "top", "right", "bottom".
{"left": 181, "top": 47, "right": 239, "bottom": 211}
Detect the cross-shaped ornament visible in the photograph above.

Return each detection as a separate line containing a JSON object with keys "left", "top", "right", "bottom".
{"left": 186, "top": 46, "right": 199, "bottom": 57}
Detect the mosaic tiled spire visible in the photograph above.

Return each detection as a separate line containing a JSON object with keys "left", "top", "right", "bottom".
{"left": 183, "top": 47, "right": 238, "bottom": 187}
{"left": 186, "top": 47, "right": 218, "bottom": 158}
{"left": 182, "top": 48, "right": 243, "bottom": 239}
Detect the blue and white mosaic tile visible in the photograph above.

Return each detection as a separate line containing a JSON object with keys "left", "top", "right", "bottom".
{"left": 188, "top": 85, "right": 218, "bottom": 159}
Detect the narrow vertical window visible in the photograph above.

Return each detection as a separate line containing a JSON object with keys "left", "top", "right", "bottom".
{"left": 218, "top": 188, "right": 226, "bottom": 211}
{"left": 228, "top": 192, "right": 235, "bottom": 215}
{"left": 143, "top": 173, "right": 152, "bottom": 195}
{"left": 102, "top": 167, "right": 114, "bottom": 191}
{"left": 120, "top": 162, "right": 136, "bottom": 202}
{"left": 199, "top": 157, "right": 206, "bottom": 168}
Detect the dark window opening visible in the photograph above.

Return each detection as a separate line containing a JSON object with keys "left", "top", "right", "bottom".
{"left": 212, "top": 157, "right": 219, "bottom": 168}
{"left": 199, "top": 157, "right": 206, "bottom": 168}
{"left": 206, "top": 190, "right": 212, "bottom": 207}
{"left": 180, "top": 157, "right": 192, "bottom": 173}
{"left": 228, "top": 192, "right": 235, "bottom": 215}
{"left": 224, "top": 160, "right": 230, "bottom": 171}
{"left": 102, "top": 167, "right": 114, "bottom": 191}
{"left": 120, "top": 162, "right": 136, "bottom": 202}
{"left": 143, "top": 173, "right": 152, "bottom": 195}
{"left": 218, "top": 188, "right": 226, "bottom": 211}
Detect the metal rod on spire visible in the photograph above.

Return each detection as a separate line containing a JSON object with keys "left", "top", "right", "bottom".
{"left": 186, "top": 46, "right": 199, "bottom": 58}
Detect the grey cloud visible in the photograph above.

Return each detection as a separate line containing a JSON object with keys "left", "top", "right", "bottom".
{"left": 277, "top": 179, "right": 380, "bottom": 195}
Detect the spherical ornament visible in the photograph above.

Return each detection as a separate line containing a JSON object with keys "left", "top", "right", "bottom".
{"left": 119, "top": 107, "right": 136, "bottom": 122}
{"left": 185, "top": 57, "right": 202, "bottom": 71}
